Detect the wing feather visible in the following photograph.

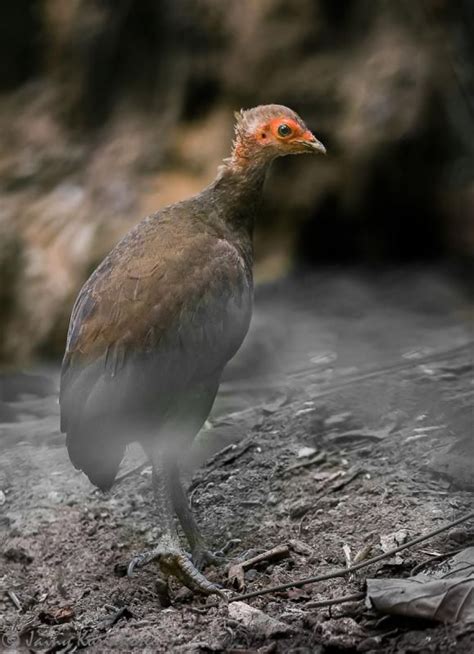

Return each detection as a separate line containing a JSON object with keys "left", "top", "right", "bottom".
{"left": 60, "top": 216, "right": 252, "bottom": 487}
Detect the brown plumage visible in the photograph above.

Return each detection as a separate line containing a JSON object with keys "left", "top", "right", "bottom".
{"left": 60, "top": 104, "right": 325, "bottom": 596}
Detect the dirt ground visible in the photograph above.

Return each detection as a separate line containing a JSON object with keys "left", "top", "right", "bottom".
{"left": 1, "top": 269, "right": 473, "bottom": 653}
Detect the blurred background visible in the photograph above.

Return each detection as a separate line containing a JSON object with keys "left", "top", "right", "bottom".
{"left": 0, "top": 0, "right": 472, "bottom": 365}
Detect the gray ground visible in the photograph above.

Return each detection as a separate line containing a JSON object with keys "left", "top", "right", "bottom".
{"left": 0, "top": 268, "right": 473, "bottom": 653}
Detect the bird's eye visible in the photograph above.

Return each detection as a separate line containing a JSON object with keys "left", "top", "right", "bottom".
{"left": 277, "top": 123, "right": 292, "bottom": 138}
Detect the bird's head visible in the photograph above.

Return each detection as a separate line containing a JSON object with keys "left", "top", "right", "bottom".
{"left": 231, "top": 104, "right": 326, "bottom": 168}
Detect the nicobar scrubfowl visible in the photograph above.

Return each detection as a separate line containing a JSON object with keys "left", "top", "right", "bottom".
{"left": 60, "top": 105, "right": 326, "bottom": 596}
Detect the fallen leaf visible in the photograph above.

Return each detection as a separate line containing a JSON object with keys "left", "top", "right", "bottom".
{"left": 366, "top": 547, "right": 474, "bottom": 624}
{"left": 39, "top": 606, "right": 75, "bottom": 625}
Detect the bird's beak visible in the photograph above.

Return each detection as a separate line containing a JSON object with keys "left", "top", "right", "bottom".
{"left": 299, "top": 130, "right": 326, "bottom": 154}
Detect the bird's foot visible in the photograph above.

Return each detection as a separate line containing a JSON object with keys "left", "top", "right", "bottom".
{"left": 127, "top": 544, "right": 223, "bottom": 597}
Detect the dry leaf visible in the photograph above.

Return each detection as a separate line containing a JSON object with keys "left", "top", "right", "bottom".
{"left": 366, "top": 547, "right": 474, "bottom": 624}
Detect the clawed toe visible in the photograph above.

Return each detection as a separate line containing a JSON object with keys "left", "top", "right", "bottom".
{"left": 160, "top": 551, "right": 223, "bottom": 595}
{"left": 127, "top": 545, "right": 223, "bottom": 597}
{"left": 127, "top": 549, "right": 161, "bottom": 576}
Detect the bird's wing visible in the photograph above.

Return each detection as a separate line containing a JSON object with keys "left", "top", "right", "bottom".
{"left": 60, "top": 219, "right": 252, "bottom": 435}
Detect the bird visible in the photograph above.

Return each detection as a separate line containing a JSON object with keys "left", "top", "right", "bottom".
{"left": 60, "top": 104, "right": 326, "bottom": 597}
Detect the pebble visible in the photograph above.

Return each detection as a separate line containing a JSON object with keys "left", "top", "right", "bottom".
{"left": 228, "top": 601, "right": 294, "bottom": 638}
{"left": 267, "top": 493, "right": 279, "bottom": 506}
{"left": 297, "top": 446, "right": 317, "bottom": 458}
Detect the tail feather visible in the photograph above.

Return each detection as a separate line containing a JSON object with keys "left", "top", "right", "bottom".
{"left": 66, "top": 427, "right": 124, "bottom": 492}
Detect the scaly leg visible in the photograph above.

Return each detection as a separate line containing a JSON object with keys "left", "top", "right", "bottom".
{"left": 127, "top": 448, "right": 221, "bottom": 597}
{"left": 167, "top": 458, "right": 225, "bottom": 570}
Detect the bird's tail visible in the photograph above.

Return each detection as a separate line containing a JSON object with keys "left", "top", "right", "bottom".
{"left": 66, "top": 425, "right": 125, "bottom": 492}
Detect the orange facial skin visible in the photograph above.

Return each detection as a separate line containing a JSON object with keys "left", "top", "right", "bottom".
{"left": 257, "top": 117, "right": 305, "bottom": 143}
{"left": 232, "top": 106, "right": 326, "bottom": 165}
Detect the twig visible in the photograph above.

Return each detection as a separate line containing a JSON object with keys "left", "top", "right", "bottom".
{"left": 228, "top": 545, "right": 290, "bottom": 590}
{"left": 237, "top": 545, "right": 290, "bottom": 570}
{"left": 230, "top": 511, "right": 474, "bottom": 602}
{"left": 217, "top": 441, "right": 254, "bottom": 467}
{"left": 7, "top": 590, "right": 22, "bottom": 611}
{"left": 204, "top": 442, "right": 238, "bottom": 467}
{"left": 304, "top": 591, "right": 365, "bottom": 609}
{"left": 342, "top": 544, "right": 352, "bottom": 569}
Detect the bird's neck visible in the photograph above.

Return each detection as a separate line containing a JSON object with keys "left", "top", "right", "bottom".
{"left": 210, "top": 153, "right": 272, "bottom": 236}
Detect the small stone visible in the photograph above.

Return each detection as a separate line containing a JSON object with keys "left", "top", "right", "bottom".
{"left": 228, "top": 601, "right": 294, "bottom": 638}
{"left": 297, "top": 446, "right": 317, "bottom": 458}
{"left": 267, "top": 493, "right": 279, "bottom": 506}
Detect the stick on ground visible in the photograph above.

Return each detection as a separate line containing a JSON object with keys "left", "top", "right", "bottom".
{"left": 230, "top": 511, "right": 474, "bottom": 602}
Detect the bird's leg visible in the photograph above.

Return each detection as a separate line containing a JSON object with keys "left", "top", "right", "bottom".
{"left": 168, "top": 459, "right": 225, "bottom": 570}
{"left": 127, "top": 448, "right": 222, "bottom": 597}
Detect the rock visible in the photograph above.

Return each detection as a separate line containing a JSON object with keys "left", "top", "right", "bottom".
{"left": 297, "top": 446, "right": 317, "bottom": 458}
{"left": 0, "top": 0, "right": 470, "bottom": 364}
{"left": 428, "top": 438, "right": 474, "bottom": 491}
{"left": 228, "top": 601, "right": 294, "bottom": 639}
{"left": 379, "top": 529, "right": 408, "bottom": 564}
